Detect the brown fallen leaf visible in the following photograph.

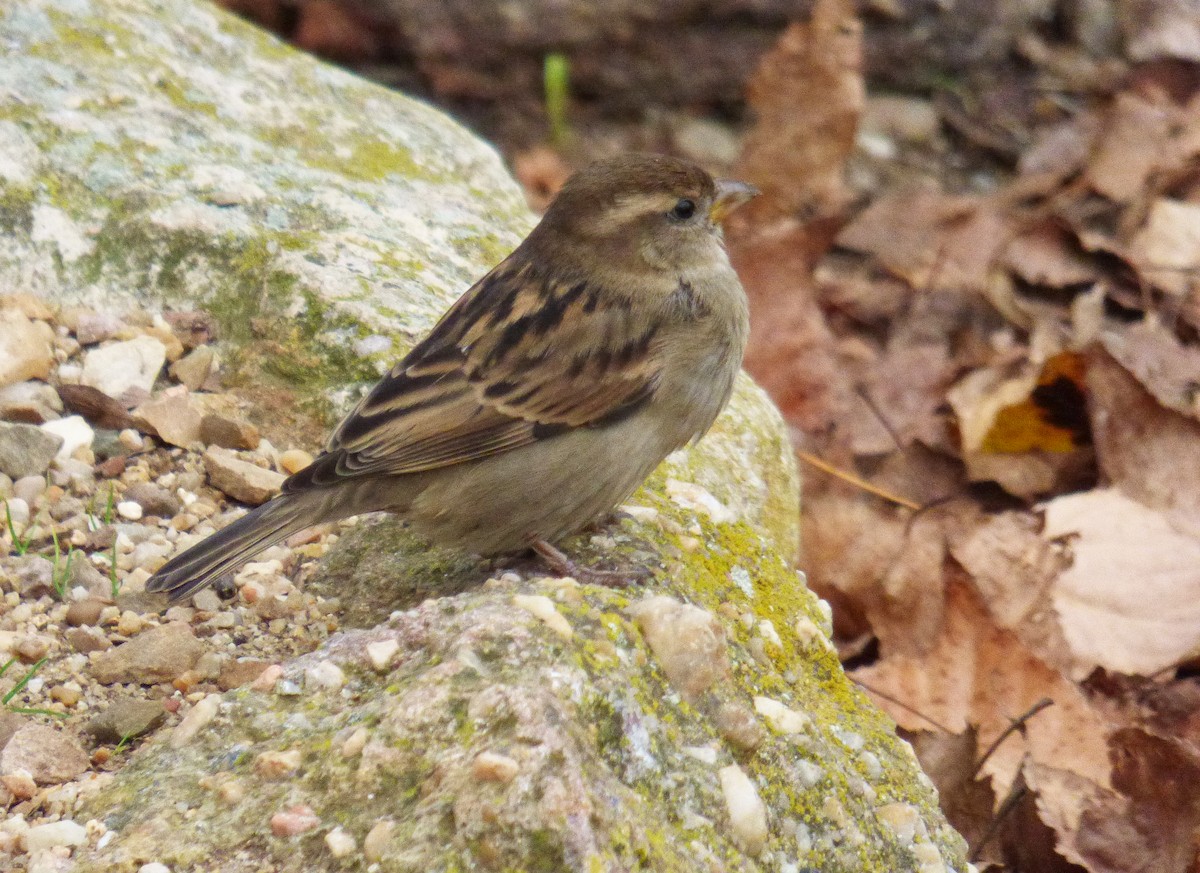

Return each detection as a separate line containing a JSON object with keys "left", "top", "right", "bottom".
{"left": 1085, "top": 92, "right": 1176, "bottom": 202}
{"left": 1085, "top": 343, "right": 1200, "bottom": 534}
{"left": 1129, "top": 198, "right": 1200, "bottom": 298}
{"left": 736, "top": 0, "right": 862, "bottom": 225}
{"left": 1099, "top": 319, "right": 1200, "bottom": 420}
{"left": 853, "top": 574, "right": 1113, "bottom": 797}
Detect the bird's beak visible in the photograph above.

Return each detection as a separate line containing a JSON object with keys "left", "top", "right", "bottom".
{"left": 709, "top": 179, "right": 760, "bottom": 224}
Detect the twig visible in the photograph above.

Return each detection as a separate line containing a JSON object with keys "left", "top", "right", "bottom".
{"left": 797, "top": 451, "right": 921, "bottom": 511}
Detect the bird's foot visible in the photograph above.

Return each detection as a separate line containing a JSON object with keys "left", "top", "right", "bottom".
{"left": 527, "top": 538, "right": 637, "bottom": 588}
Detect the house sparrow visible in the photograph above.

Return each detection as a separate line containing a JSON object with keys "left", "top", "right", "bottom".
{"left": 147, "top": 153, "right": 758, "bottom": 602}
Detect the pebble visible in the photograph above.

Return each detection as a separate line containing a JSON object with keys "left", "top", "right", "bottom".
{"left": 133, "top": 393, "right": 202, "bottom": 449}
{"left": 91, "top": 622, "right": 206, "bottom": 684}
{"left": 0, "top": 723, "right": 89, "bottom": 785}
{"left": 513, "top": 594, "right": 573, "bottom": 639}
{"left": 325, "top": 827, "right": 356, "bottom": 858}
{"left": 713, "top": 702, "right": 765, "bottom": 753}
{"left": 24, "top": 819, "right": 87, "bottom": 852}
{"left": 0, "top": 381, "right": 62, "bottom": 423}
{"left": 10, "top": 555, "right": 53, "bottom": 598}
{"left": 122, "top": 482, "right": 181, "bottom": 518}
{"left": 363, "top": 820, "right": 394, "bottom": 862}
{"left": 199, "top": 413, "right": 260, "bottom": 451}
{"left": 65, "top": 626, "right": 111, "bottom": 653}
{"left": 81, "top": 335, "right": 167, "bottom": 405}
{"left": 0, "top": 310, "right": 53, "bottom": 389}
{"left": 270, "top": 804, "right": 320, "bottom": 837}
{"left": 170, "top": 694, "right": 220, "bottom": 747}
{"left": 304, "top": 660, "right": 345, "bottom": 691}
{"left": 168, "top": 345, "right": 215, "bottom": 390}
{"left": 73, "top": 311, "right": 124, "bottom": 345}
{"left": 278, "top": 448, "right": 313, "bottom": 475}
{"left": 40, "top": 415, "right": 94, "bottom": 459}
{"left": 753, "top": 696, "right": 810, "bottom": 734}
{"left": 117, "top": 500, "right": 143, "bottom": 520}
{"left": 12, "top": 475, "right": 45, "bottom": 504}
{"left": 628, "top": 595, "right": 729, "bottom": 699}
{"left": 255, "top": 749, "right": 302, "bottom": 779}
{"left": 365, "top": 639, "right": 399, "bottom": 672}
{"left": 217, "top": 659, "right": 270, "bottom": 690}
{"left": 86, "top": 699, "right": 168, "bottom": 743}
{"left": 0, "top": 422, "right": 63, "bottom": 478}
{"left": 203, "top": 446, "right": 284, "bottom": 505}
{"left": 471, "top": 751, "right": 520, "bottom": 783}
{"left": 718, "top": 764, "right": 768, "bottom": 856}
{"left": 138, "top": 864, "right": 171, "bottom": 873}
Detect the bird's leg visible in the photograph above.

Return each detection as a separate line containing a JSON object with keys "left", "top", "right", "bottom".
{"left": 527, "top": 537, "right": 633, "bottom": 588}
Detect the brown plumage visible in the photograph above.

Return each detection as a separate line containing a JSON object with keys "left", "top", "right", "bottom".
{"left": 146, "top": 153, "right": 757, "bottom": 602}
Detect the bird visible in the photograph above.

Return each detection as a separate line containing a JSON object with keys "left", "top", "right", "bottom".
{"left": 146, "top": 153, "right": 758, "bottom": 602}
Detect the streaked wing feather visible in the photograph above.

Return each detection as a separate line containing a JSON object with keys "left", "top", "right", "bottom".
{"left": 283, "top": 257, "right": 664, "bottom": 492}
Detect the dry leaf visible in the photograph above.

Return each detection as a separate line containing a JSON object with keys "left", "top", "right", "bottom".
{"left": 1001, "top": 221, "right": 1100, "bottom": 288}
{"left": 736, "top": 0, "right": 862, "bottom": 224}
{"left": 947, "top": 509, "right": 1075, "bottom": 677}
{"left": 1086, "top": 344, "right": 1200, "bottom": 535}
{"left": 853, "top": 575, "right": 1113, "bottom": 797}
{"left": 1085, "top": 92, "right": 1175, "bottom": 202}
{"left": 1099, "top": 320, "right": 1200, "bottom": 420}
{"left": 1044, "top": 488, "right": 1200, "bottom": 677}
{"left": 1129, "top": 199, "right": 1200, "bottom": 297}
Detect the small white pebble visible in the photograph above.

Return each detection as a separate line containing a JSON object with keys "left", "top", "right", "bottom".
{"left": 139, "top": 864, "right": 172, "bottom": 873}
{"left": 513, "top": 594, "right": 573, "bottom": 639}
{"left": 681, "top": 745, "right": 718, "bottom": 765}
{"left": 718, "top": 764, "right": 768, "bottom": 856}
{"left": 472, "top": 751, "right": 520, "bottom": 783}
{"left": 757, "top": 619, "right": 782, "bottom": 649}
{"left": 365, "top": 639, "right": 399, "bottom": 672}
{"left": 116, "top": 500, "right": 143, "bottom": 520}
{"left": 325, "top": 826, "right": 356, "bottom": 858}
{"left": 305, "top": 660, "right": 346, "bottom": 691}
{"left": 753, "top": 696, "right": 810, "bottom": 735}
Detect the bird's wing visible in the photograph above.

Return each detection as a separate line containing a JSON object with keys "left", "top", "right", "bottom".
{"left": 283, "top": 257, "right": 665, "bottom": 491}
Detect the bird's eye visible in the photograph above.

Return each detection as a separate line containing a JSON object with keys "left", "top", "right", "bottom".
{"left": 669, "top": 198, "right": 696, "bottom": 221}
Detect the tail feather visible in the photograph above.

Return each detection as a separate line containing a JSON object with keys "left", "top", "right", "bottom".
{"left": 146, "top": 495, "right": 321, "bottom": 603}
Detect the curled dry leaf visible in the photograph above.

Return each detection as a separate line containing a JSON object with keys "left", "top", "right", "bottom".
{"left": 1043, "top": 487, "right": 1200, "bottom": 678}
{"left": 1099, "top": 320, "right": 1200, "bottom": 420}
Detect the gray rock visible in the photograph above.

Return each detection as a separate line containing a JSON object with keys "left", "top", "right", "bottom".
{"left": 91, "top": 623, "right": 206, "bottom": 685}
{"left": 0, "top": 421, "right": 63, "bottom": 478}
{"left": 85, "top": 699, "right": 166, "bottom": 744}
{"left": 81, "top": 336, "right": 167, "bottom": 406}
{"left": 122, "top": 482, "right": 181, "bottom": 518}
{"left": 6, "top": 555, "right": 55, "bottom": 598}
{"left": 0, "top": 723, "right": 89, "bottom": 785}
{"left": 203, "top": 446, "right": 285, "bottom": 505}
{"left": 168, "top": 345, "right": 216, "bottom": 391}
{"left": 7, "top": 0, "right": 529, "bottom": 423}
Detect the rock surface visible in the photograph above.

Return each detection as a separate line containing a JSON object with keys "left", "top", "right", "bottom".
{"left": 4, "top": 0, "right": 530, "bottom": 421}
{"left": 90, "top": 623, "right": 207, "bottom": 685}
{"left": 0, "top": 422, "right": 62, "bottom": 478}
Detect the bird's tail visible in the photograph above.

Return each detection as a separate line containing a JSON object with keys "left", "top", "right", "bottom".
{"left": 146, "top": 493, "right": 325, "bottom": 603}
